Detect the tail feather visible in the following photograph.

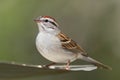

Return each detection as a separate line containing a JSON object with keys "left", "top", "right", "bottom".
{"left": 80, "top": 56, "right": 112, "bottom": 70}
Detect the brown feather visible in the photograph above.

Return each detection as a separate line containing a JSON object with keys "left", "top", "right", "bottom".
{"left": 57, "top": 32, "right": 88, "bottom": 56}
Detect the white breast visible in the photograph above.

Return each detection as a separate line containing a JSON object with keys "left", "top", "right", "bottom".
{"left": 36, "top": 32, "right": 77, "bottom": 63}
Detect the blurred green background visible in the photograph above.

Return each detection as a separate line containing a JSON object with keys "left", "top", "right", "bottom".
{"left": 0, "top": 0, "right": 120, "bottom": 80}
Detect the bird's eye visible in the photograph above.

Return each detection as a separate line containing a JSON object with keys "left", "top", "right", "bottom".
{"left": 44, "top": 19, "right": 49, "bottom": 22}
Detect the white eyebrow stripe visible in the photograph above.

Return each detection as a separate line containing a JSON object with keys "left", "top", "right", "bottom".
{"left": 45, "top": 18, "right": 54, "bottom": 22}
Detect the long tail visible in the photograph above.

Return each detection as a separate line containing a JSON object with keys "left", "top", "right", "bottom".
{"left": 79, "top": 55, "right": 112, "bottom": 70}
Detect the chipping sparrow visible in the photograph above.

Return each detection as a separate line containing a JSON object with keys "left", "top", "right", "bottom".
{"left": 34, "top": 16, "right": 112, "bottom": 70}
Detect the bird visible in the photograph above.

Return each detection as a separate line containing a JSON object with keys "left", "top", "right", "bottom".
{"left": 34, "top": 16, "right": 112, "bottom": 70}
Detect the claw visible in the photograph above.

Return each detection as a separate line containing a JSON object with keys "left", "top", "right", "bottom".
{"left": 65, "top": 60, "right": 70, "bottom": 70}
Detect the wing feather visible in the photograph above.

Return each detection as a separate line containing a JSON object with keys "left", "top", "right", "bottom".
{"left": 57, "top": 32, "right": 88, "bottom": 56}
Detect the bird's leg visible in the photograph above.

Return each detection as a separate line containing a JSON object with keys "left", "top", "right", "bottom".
{"left": 65, "top": 60, "right": 70, "bottom": 70}
{"left": 44, "top": 62, "right": 56, "bottom": 68}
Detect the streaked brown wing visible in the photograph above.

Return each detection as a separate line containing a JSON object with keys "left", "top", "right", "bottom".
{"left": 57, "top": 32, "right": 88, "bottom": 56}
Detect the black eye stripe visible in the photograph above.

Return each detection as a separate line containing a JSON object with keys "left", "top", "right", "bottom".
{"left": 49, "top": 21, "right": 57, "bottom": 27}
{"left": 43, "top": 19, "right": 57, "bottom": 27}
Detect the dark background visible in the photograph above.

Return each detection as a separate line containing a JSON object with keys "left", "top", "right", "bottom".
{"left": 0, "top": 0, "right": 119, "bottom": 80}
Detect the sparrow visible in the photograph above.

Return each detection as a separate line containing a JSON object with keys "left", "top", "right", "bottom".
{"left": 34, "top": 16, "right": 112, "bottom": 70}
